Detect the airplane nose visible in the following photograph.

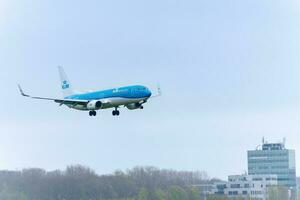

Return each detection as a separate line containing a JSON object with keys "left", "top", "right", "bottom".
{"left": 147, "top": 90, "right": 152, "bottom": 97}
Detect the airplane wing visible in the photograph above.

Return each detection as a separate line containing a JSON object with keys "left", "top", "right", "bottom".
{"left": 18, "top": 85, "right": 88, "bottom": 106}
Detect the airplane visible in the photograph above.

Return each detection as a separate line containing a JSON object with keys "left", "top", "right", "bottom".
{"left": 18, "top": 66, "right": 161, "bottom": 116}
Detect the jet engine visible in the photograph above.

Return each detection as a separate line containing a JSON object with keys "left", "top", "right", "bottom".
{"left": 87, "top": 100, "right": 103, "bottom": 110}
{"left": 126, "top": 103, "right": 143, "bottom": 110}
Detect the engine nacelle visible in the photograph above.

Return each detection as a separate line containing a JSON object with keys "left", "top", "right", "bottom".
{"left": 126, "top": 103, "right": 142, "bottom": 110}
{"left": 87, "top": 100, "right": 102, "bottom": 110}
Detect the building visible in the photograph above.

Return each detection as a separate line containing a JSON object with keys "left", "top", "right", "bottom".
{"left": 212, "top": 174, "right": 278, "bottom": 200}
{"left": 191, "top": 183, "right": 217, "bottom": 200}
{"left": 297, "top": 177, "right": 300, "bottom": 199}
{"left": 248, "top": 139, "right": 296, "bottom": 188}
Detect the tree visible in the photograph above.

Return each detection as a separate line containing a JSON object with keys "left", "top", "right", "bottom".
{"left": 167, "top": 186, "right": 188, "bottom": 200}
{"left": 267, "top": 186, "right": 289, "bottom": 200}
{"left": 138, "top": 188, "right": 149, "bottom": 200}
{"left": 155, "top": 189, "right": 168, "bottom": 200}
{"left": 187, "top": 187, "right": 202, "bottom": 200}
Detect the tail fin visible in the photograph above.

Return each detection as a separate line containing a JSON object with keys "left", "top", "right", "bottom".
{"left": 58, "top": 66, "right": 74, "bottom": 97}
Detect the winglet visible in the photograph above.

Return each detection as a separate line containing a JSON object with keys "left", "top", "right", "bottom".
{"left": 18, "top": 84, "right": 29, "bottom": 97}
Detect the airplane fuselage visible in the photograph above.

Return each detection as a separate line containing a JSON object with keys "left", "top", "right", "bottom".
{"left": 65, "top": 85, "right": 152, "bottom": 111}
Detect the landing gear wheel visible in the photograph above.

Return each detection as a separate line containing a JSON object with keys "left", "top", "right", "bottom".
{"left": 140, "top": 106, "right": 144, "bottom": 109}
{"left": 112, "top": 109, "right": 120, "bottom": 116}
{"left": 89, "top": 111, "right": 97, "bottom": 116}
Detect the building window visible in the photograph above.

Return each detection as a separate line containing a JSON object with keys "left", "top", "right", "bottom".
{"left": 229, "top": 191, "right": 238, "bottom": 196}
{"left": 230, "top": 184, "right": 240, "bottom": 188}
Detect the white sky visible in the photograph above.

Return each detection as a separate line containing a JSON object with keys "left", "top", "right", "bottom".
{"left": 1, "top": 0, "right": 300, "bottom": 179}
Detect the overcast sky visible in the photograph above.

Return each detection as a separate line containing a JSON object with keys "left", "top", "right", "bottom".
{"left": 1, "top": 0, "right": 300, "bottom": 180}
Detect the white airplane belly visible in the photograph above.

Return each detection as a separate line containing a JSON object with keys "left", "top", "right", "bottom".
{"left": 67, "top": 97, "right": 146, "bottom": 111}
{"left": 67, "top": 104, "right": 89, "bottom": 110}
{"left": 106, "top": 97, "right": 145, "bottom": 108}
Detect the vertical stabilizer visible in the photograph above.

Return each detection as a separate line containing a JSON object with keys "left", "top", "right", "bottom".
{"left": 58, "top": 66, "right": 74, "bottom": 97}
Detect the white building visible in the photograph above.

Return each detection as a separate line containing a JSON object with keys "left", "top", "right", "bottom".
{"left": 212, "top": 174, "right": 278, "bottom": 200}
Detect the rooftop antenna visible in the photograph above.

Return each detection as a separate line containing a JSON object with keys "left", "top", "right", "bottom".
{"left": 262, "top": 137, "right": 265, "bottom": 144}
{"left": 283, "top": 137, "right": 286, "bottom": 148}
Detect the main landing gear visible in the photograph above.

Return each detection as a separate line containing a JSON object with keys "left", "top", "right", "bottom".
{"left": 89, "top": 110, "right": 97, "bottom": 116}
{"left": 112, "top": 108, "right": 120, "bottom": 116}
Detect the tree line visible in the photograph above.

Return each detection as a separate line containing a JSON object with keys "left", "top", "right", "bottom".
{"left": 0, "top": 165, "right": 213, "bottom": 200}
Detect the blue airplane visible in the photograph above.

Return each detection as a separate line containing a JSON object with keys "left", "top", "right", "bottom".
{"left": 18, "top": 66, "right": 161, "bottom": 116}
